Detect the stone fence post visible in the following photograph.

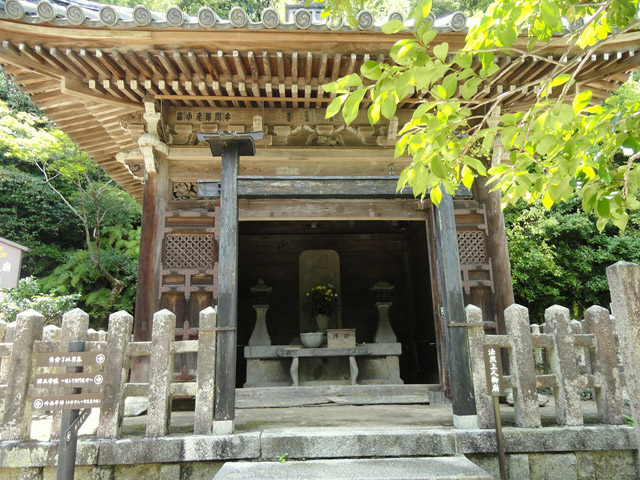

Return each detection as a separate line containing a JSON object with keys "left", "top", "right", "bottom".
{"left": 97, "top": 311, "right": 133, "bottom": 439}
{"left": 505, "top": 305, "right": 541, "bottom": 428}
{"left": 146, "top": 309, "right": 176, "bottom": 437}
{"left": 583, "top": 305, "right": 623, "bottom": 425}
{"left": 606, "top": 261, "right": 640, "bottom": 448}
{"left": 195, "top": 306, "right": 218, "bottom": 435}
{"left": 545, "top": 305, "right": 583, "bottom": 426}
{"left": 0, "top": 309, "right": 44, "bottom": 441}
{"left": 465, "top": 305, "right": 494, "bottom": 429}
{"left": 50, "top": 308, "right": 89, "bottom": 440}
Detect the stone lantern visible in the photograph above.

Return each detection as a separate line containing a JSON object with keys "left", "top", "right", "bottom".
{"left": 370, "top": 281, "right": 397, "bottom": 343}
{"left": 249, "top": 278, "right": 272, "bottom": 346}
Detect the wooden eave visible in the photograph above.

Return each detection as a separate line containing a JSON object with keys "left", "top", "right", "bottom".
{"left": 0, "top": 19, "right": 637, "bottom": 202}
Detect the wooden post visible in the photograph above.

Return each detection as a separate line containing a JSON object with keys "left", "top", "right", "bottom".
{"left": 474, "top": 177, "right": 514, "bottom": 333}
{"left": 433, "top": 189, "right": 477, "bottom": 427}
{"left": 214, "top": 141, "right": 239, "bottom": 433}
{"left": 132, "top": 156, "right": 168, "bottom": 383}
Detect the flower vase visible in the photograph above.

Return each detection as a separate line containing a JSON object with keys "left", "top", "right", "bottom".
{"left": 314, "top": 314, "right": 331, "bottom": 330}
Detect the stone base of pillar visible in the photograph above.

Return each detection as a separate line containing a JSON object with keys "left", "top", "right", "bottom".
{"left": 453, "top": 414, "right": 479, "bottom": 429}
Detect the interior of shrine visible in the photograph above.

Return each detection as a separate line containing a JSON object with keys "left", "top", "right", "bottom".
{"left": 235, "top": 220, "right": 441, "bottom": 387}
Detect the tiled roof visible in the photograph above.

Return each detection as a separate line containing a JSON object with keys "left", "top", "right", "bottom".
{"left": 0, "top": 0, "right": 473, "bottom": 31}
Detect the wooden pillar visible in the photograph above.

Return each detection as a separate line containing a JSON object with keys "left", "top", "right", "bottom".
{"left": 132, "top": 157, "right": 168, "bottom": 383}
{"left": 433, "top": 189, "right": 477, "bottom": 427}
{"left": 214, "top": 142, "right": 239, "bottom": 432}
{"left": 475, "top": 177, "right": 514, "bottom": 333}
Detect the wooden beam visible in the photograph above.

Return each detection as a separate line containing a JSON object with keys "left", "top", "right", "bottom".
{"left": 61, "top": 77, "right": 143, "bottom": 110}
{"left": 237, "top": 198, "right": 428, "bottom": 221}
{"left": 433, "top": 189, "right": 477, "bottom": 422}
{"left": 215, "top": 141, "right": 240, "bottom": 428}
{"left": 198, "top": 176, "right": 471, "bottom": 199}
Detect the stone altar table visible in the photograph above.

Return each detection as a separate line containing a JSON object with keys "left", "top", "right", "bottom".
{"left": 244, "top": 343, "right": 403, "bottom": 387}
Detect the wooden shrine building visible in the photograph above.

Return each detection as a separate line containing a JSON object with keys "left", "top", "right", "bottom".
{"left": 0, "top": 0, "right": 635, "bottom": 431}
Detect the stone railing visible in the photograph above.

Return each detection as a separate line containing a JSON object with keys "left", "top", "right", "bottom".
{"left": 468, "top": 261, "right": 640, "bottom": 442}
{"left": 0, "top": 306, "right": 219, "bottom": 441}
{"left": 467, "top": 303, "right": 623, "bottom": 429}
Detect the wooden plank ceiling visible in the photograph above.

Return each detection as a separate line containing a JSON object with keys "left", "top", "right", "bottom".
{"left": 0, "top": 5, "right": 637, "bottom": 201}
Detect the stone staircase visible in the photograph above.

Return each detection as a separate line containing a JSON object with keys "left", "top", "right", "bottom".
{"left": 213, "top": 456, "right": 493, "bottom": 479}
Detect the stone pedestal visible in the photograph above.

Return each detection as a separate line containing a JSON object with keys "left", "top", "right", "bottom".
{"left": 374, "top": 302, "right": 397, "bottom": 343}
{"left": 248, "top": 305, "right": 271, "bottom": 346}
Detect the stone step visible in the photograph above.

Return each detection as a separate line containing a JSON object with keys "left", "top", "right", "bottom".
{"left": 213, "top": 456, "right": 493, "bottom": 479}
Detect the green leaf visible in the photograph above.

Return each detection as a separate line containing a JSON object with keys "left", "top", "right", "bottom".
{"left": 413, "top": 0, "right": 432, "bottom": 26}
{"left": 455, "top": 53, "right": 472, "bottom": 69}
{"left": 430, "top": 184, "right": 442, "bottom": 205}
{"left": 442, "top": 74, "right": 457, "bottom": 98}
{"left": 381, "top": 19, "right": 406, "bottom": 34}
{"left": 367, "top": 99, "right": 381, "bottom": 125}
{"left": 479, "top": 52, "right": 494, "bottom": 71}
{"left": 412, "top": 102, "right": 435, "bottom": 120}
{"left": 361, "top": 60, "right": 382, "bottom": 81}
{"left": 434, "top": 84, "right": 447, "bottom": 99}
{"left": 421, "top": 29, "right": 437, "bottom": 46}
{"left": 461, "top": 77, "right": 482, "bottom": 99}
{"left": 322, "top": 81, "right": 338, "bottom": 93}
{"left": 381, "top": 93, "right": 397, "bottom": 119}
{"left": 572, "top": 89, "right": 592, "bottom": 115}
{"left": 342, "top": 89, "right": 366, "bottom": 125}
{"left": 542, "top": 191, "right": 554, "bottom": 209}
{"left": 550, "top": 74, "right": 572, "bottom": 87}
{"left": 497, "top": 26, "right": 517, "bottom": 47}
{"left": 325, "top": 94, "right": 346, "bottom": 119}
{"left": 341, "top": 73, "right": 363, "bottom": 88}
{"left": 430, "top": 156, "right": 448, "bottom": 179}
{"left": 433, "top": 43, "right": 449, "bottom": 62}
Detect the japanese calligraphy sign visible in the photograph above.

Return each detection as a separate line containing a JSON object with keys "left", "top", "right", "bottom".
{"left": 0, "top": 237, "right": 29, "bottom": 289}
{"left": 36, "top": 352, "right": 105, "bottom": 368}
{"left": 483, "top": 345, "right": 505, "bottom": 396}
{"left": 32, "top": 349, "right": 105, "bottom": 410}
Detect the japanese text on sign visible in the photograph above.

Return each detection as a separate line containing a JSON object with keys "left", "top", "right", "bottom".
{"left": 32, "top": 394, "right": 103, "bottom": 412}
{"left": 483, "top": 345, "right": 505, "bottom": 396}
{"left": 36, "top": 352, "right": 105, "bottom": 368}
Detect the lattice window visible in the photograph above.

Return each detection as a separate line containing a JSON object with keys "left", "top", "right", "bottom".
{"left": 457, "top": 231, "right": 487, "bottom": 264}
{"left": 164, "top": 234, "right": 215, "bottom": 269}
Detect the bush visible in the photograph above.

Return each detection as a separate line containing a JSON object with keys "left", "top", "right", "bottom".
{"left": 0, "top": 277, "right": 79, "bottom": 325}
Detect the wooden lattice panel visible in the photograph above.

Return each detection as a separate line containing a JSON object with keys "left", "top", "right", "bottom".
{"left": 457, "top": 231, "right": 487, "bottom": 264}
{"left": 164, "top": 234, "right": 215, "bottom": 269}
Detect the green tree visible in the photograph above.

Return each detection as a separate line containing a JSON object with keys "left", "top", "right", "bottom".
{"left": 505, "top": 197, "right": 640, "bottom": 320}
{"left": 323, "top": 0, "right": 640, "bottom": 231}
{"left": 0, "top": 90, "right": 141, "bottom": 324}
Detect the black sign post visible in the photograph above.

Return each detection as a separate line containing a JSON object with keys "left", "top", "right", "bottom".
{"left": 483, "top": 345, "right": 507, "bottom": 480}
{"left": 57, "top": 340, "right": 84, "bottom": 480}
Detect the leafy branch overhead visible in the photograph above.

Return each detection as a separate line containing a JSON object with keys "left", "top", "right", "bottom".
{"left": 322, "top": 0, "right": 640, "bottom": 231}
